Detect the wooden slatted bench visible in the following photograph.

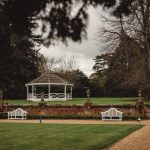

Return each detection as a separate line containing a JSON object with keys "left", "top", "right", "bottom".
{"left": 7, "top": 108, "right": 27, "bottom": 120}
{"left": 101, "top": 108, "right": 123, "bottom": 121}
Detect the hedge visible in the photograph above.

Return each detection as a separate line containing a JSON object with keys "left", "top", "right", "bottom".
{"left": 0, "top": 113, "right": 141, "bottom": 120}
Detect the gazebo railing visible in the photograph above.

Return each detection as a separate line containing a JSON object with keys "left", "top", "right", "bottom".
{"left": 36, "top": 94, "right": 49, "bottom": 99}
{"left": 28, "top": 93, "right": 32, "bottom": 99}
{"left": 50, "top": 93, "right": 72, "bottom": 99}
{"left": 27, "top": 93, "right": 72, "bottom": 100}
{"left": 66, "top": 93, "right": 72, "bottom": 99}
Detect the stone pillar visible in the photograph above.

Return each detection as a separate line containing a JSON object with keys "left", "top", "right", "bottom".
{"left": 136, "top": 99, "right": 144, "bottom": 117}
{"left": 84, "top": 88, "right": 92, "bottom": 108}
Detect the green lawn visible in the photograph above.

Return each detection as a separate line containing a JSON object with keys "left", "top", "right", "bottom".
{"left": 0, "top": 123, "right": 142, "bottom": 150}
{"left": 6, "top": 97, "right": 138, "bottom": 105}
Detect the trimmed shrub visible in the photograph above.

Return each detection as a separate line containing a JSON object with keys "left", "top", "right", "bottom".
{"left": 0, "top": 113, "right": 7, "bottom": 119}
{"left": 27, "top": 114, "right": 101, "bottom": 120}
{"left": 123, "top": 115, "right": 144, "bottom": 120}
{"left": 0, "top": 113, "right": 144, "bottom": 120}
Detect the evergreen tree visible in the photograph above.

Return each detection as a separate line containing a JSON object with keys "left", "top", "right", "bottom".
{"left": 0, "top": 1, "right": 42, "bottom": 99}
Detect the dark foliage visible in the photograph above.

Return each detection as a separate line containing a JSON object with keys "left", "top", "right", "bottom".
{"left": 92, "top": 34, "right": 139, "bottom": 97}
{"left": 0, "top": 0, "right": 133, "bottom": 46}
{"left": 57, "top": 69, "right": 89, "bottom": 97}
{"left": 0, "top": 2, "right": 42, "bottom": 99}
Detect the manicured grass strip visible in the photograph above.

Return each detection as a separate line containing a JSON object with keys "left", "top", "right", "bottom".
{"left": 6, "top": 99, "right": 34, "bottom": 105}
{"left": 0, "top": 123, "right": 142, "bottom": 150}
{"left": 6, "top": 97, "right": 138, "bottom": 105}
{"left": 46, "top": 97, "right": 137, "bottom": 105}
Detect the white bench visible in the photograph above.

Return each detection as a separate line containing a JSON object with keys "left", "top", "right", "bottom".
{"left": 7, "top": 108, "right": 27, "bottom": 120}
{"left": 101, "top": 108, "right": 123, "bottom": 121}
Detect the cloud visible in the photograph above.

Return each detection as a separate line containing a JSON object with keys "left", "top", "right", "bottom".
{"left": 40, "top": 6, "right": 102, "bottom": 76}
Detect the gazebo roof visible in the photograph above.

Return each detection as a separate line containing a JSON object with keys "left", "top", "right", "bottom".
{"left": 26, "top": 73, "right": 72, "bottom": 85}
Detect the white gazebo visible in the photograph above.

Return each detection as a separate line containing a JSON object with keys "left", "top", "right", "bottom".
{"left": 25, "top": 73, "right": 73, "bottom": 102}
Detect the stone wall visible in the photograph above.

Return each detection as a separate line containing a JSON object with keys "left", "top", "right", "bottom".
{"left": 144, "top": 105, "right": 150, "bottom": 119}
{"left": 3, "top": 104, "right": 136, "bottom": 117}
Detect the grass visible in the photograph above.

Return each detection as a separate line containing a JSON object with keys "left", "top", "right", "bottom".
{"left": 6, "top": 97, "right": 138, "bottom": 106}
{"left": 0, "top": 123, "right": 142, "bottom": 150}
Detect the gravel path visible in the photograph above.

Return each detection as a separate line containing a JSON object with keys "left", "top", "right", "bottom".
{"left": 108, "top": 125, "right": 150, "bottom": 150}
{"left": 1, "top": 119, "right": 150, "bottom": 149}
{"left": 0, "top": 119, "right": 142, "bottom": 124}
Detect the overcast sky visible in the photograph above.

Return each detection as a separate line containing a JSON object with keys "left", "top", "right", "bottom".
{"left": 40, "top": 6, "right": 102, "bottom": 77}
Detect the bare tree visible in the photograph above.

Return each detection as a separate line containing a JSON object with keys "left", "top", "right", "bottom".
{"left": 44, "top": 56, "right": 78, "bottom": 73}
{"left": 97, "top": 0, "right": 150, "bottom": 98}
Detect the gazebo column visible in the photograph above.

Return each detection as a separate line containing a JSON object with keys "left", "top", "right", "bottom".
{"left": 34, "top": 86, "right": 37, "bottom": 98}
{"left": 70, "top": 85, "right": 72, "bottom": 100}
{"left": 32, "top": 85, "right": 34, "bottom": 99}
{"left": 64, "top": 85, "right": 67, "bottom": 100}
{"left": 27, "top": 86, "right": 29, "bottom": 100}
{"left": 48, "top": 84, "right": 51, "bottom": 100}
